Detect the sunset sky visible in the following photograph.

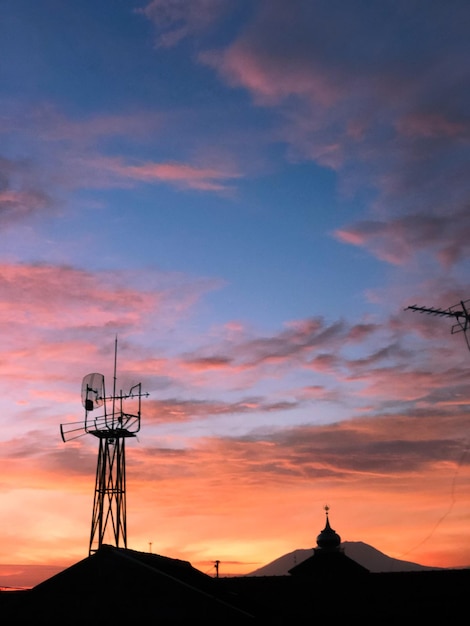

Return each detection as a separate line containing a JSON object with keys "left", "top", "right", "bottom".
{"left": 1, "top": 0, "right": 470, "bottom": 587}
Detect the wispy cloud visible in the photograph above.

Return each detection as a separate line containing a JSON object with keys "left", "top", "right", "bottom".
{"left": 98, "top": 156, "right": 241, "bottom": 191}
{"left": 335, "top": 209, "right": 470, "bottom": 267}
{"left": 0, "top": 103, "right": 242, "bottom": 197}
{"left": 137, "top": 0, "right": 234, "bottom": 48}
{"left": 0, "top": 157, "right": 55, "bottom": 225}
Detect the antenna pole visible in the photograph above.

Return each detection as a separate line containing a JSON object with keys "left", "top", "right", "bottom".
{"left": 112, "top": 335, "right": 118, "bottom": 420}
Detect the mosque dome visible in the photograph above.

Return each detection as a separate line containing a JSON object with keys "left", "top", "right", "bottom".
{"left": 316, "top": 507, "right": 341, "bottom": 551}
{"left": 289, "top": 505, "right": 369, "bottom": 578}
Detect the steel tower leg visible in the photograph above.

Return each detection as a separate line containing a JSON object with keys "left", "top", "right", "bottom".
{"left": 89, "top": 436, "right": 127, "bottom": 555}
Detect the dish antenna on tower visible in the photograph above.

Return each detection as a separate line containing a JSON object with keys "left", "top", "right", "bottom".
{"left": 60, "top": 338, "right": 148, "bottom": 555}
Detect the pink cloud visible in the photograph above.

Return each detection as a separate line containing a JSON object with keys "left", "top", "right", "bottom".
{"left": 397, "top": 112, "right": 469, "bottom": 139}
{"left": 111, "top": 158, "right": 240, "bottom": 191}
{"left": 0, "top": 263, "right": 159, "bottom": 330}
{"left": 0, "top": 262, "right": 218, "bottom": 331}
{"left": 183, "top": 355, "right": 233, "bottom": 371}
{"left": 348, "top": 365, "right": 462, "bottom": 404}
{"left": 70, "top": 155, "right": 240, "bottom": 192}
{"left": 143, "top": 396, "right": 298, "bottom": 425}
{"left": 0, "top": 262, "right": 222, "bottom": 407}
{"left": 307, "top": 353, "right": 341, "bottom": 374}
{"left": 201, "top": 29, "right": 341, "bottom": 108}
{"left": 335, "top": 209, "right": 470, "bottom": 267}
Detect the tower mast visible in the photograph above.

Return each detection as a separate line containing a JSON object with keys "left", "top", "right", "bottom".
{"left": 60, "top": 343, "right": 148, "bottom": 555}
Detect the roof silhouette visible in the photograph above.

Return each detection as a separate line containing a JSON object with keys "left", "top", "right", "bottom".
{"left": 1, "top": 544, "right": 469, "bottom": 624}
{"left": 1, "top": 545, "right": 256, "bottom": 624}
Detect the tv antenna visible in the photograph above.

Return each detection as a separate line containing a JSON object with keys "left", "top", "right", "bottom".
{"left": 60, "top": 338, "right": 148, "bottom": 555}
{"left": 405, "top": 298, "right": 470, "bottom": 352}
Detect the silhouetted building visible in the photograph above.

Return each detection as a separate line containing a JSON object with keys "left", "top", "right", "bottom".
{"left": 0, "top": 546, "right": 256, "bottom": 624}
{"left": 288, "top": 506, "right": 369, "bottom": 578}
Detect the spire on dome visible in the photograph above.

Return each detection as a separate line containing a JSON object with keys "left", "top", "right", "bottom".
{"left": 316, "top": 505, "right": 341, "bottom": 551}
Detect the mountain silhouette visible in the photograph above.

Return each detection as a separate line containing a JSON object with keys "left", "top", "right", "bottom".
{"left": 247, "top": 541, "right": 442, "bottom": 576}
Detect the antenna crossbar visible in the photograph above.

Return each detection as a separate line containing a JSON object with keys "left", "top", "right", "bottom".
{"left": 406, "top": 299, "right": 469, "bottom": 331}
{"left": 406, "top": 304, "right": 458, "bottom": 318}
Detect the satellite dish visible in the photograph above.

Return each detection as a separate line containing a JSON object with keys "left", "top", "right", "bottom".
{"left": 81, "top": 373, "right": 105, "bottom": 411}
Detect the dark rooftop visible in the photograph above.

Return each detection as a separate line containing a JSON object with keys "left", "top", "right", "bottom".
{"left": 1, "top": 545, "right": 468, "bottom": 624}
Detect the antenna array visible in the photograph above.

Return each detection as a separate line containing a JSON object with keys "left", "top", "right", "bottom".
{"left": 60, "top": 339, "right": 148, "bottom": 555}
{"left": 405, "top": 298, "right": 470, "bottom": 351}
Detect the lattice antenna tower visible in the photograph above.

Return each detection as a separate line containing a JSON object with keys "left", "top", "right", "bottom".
{"left": 60, "top": 338, "right": 149, "bottom": 555}
{"left": 405, "top": 298, "right": 470, "bottom": 352}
